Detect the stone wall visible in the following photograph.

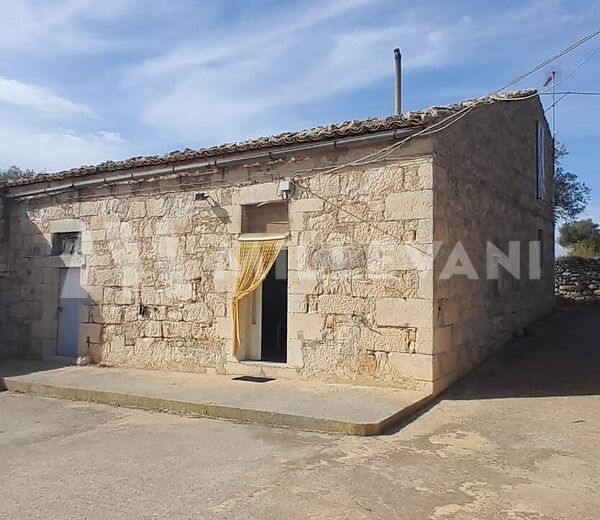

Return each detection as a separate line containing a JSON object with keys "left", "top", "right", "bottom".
{"left": 555, "top": 257, "right": 600, "bottom": 303}
{"left": 430, "top": 97, "right": 555, "bottom": 392}
{"left": 0, "top": 140, "right": 437, "bottom": 391}
{"left": 0, "top": 194, "right": 9, "bottom": 356}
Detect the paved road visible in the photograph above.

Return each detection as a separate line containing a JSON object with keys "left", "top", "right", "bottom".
{"left": 1, "top": 306, "right": 599, "bottom": 519}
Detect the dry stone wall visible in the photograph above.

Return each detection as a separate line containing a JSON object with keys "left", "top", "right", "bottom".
{"left": 555, "top": 257, "right": 600, "bottom": 303}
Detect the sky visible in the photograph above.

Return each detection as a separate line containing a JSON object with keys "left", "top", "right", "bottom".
{"left": 0, "top": 0, "right": 598, "bottom": 222}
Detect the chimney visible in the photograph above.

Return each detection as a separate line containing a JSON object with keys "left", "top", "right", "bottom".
{"left": 394, "top": 48, "right": 402, "bottom": 115}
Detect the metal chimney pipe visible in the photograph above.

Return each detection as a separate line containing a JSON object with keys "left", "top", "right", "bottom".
{"left": 394, "top": 48, "right": 402, "bottom": 115}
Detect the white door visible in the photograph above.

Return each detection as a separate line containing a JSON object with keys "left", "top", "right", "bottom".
{"left": 244, "top": 285, "right": 262, "bottom": 360}
{"left": 57, "top": 268, "right": 81, "bottom": 357}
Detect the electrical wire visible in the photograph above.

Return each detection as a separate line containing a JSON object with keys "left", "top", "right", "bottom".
{"left": 495, "top": 28, "right": 600, "bottom": 92}
{"left": 544, "top": 93, "right": 569, "bottom": 113}
{"left": 539, "top": 91, "right": 600, "bottom": 96}
{"left": 492, "top": 45, "right": 600, "bottom": 106}
{"left": 20, "top": 28, "right": 600, "bottom": 256}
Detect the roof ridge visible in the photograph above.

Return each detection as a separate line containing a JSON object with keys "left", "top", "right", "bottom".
{"left": 3, "top": 90, "right": 536, "bottom": 187}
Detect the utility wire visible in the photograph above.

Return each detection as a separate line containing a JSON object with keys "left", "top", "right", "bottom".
{"left": 294, "top": 31, "right": 600, "bottom": 248}
{"left": 492, "top": 43, "right": 600, "bottom": 104}
{"left": 544, "top": 93, "right": 569, "bottom": 113}
{"left": 539, "top": 91, "right": 600, "bottom": 96}
{"left": 496, "top": 28, "right": 600, "bottom": 92}
{"left": 25, "top": 28, "right": 600, "bottom": 255}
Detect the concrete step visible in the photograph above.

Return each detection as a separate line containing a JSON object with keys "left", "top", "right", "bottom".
{"left": 0, "top": 361, "right": 433, "bottom": 435}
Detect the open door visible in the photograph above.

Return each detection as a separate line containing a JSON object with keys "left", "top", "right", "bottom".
{"left": 239, "top": 249, "right": 288, "bottom": 363}
{"left": 260, "top": 249, "right": 288, "bottom": 362}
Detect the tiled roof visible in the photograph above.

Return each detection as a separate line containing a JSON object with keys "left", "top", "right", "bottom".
{"left": 3, "top": 90, "right": 535, "bottom": 187}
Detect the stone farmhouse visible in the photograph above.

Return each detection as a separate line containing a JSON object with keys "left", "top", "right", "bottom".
{"left": 0, "top": 91, "right": 554, "bottom": 394}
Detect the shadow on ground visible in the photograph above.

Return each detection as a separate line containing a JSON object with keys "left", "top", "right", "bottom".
{"left": 449, "top": 304, "right": 600, "bottom": 400}
{"left": 0, "top": 358, "right": 73, "bottom": 387}
{"left": 384, "top": 304, "right": 600, "bottom": 435}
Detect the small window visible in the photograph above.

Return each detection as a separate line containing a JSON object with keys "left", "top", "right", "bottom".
{"left": 536, "top": 121, "right": 546, "bottom": 201}
{"left": 52, "top": 232, "right": 81, "bottom": 256}
{"left": 242, "top": 202, "right": 289, "bottom": 234}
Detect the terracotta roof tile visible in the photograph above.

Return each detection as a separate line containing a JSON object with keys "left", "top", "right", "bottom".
{"left": 2, "top": 90, "right": 535, "bottom": 187}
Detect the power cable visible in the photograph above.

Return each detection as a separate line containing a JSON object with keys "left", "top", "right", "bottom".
{"left": 496, "top": 28, "right": 600, "bottom": 92}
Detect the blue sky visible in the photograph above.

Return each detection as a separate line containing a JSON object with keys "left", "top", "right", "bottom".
{"left": 0, "top": 0, "right": 598, "bottom": 221}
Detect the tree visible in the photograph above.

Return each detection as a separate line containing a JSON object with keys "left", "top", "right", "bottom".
{"left": 558, "top": 219, "right": 600, "bottom": 258}
{"left": 554, "top": 142, "right": 590, "bottom": 222}
{"left": 0, "top": 165, "right": 41, "bottom": 180}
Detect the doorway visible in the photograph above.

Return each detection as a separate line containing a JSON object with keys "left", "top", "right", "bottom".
{"left": 57, "top": 267, "right": 81, "bottom": 357}
{"left": 241, "top": 249, "right": 288, "bottom": 363}
{"left": 260, "top": 249, "right": 288, "bottom": 362}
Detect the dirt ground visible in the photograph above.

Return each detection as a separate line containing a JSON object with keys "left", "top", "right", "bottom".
{"left": 1, "top": 305, "right": 599, "bottom": 519}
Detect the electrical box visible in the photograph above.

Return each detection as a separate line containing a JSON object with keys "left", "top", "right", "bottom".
{"left": 278, "top": 180, "right": 294, "bottom": 195}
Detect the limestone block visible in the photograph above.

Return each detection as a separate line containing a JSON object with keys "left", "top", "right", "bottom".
{"left": 214, "top": 270, "right": 236, "bottom": 293}
{"left": 114, "top": 288, "right": 134, "bottom": 305}
{"left": 233, "top": 182, "right": 281, "bottom": 205}
{"left": 361, "top": 327, "right": 411, "bottom": 353}
{"left": 318, "top": 294, "right": 367, "bottom": 315}
{"left": 290, "top": 198, "right": 324, "bottom": 213}
{"left": 31, "top": 319, "right": 57, "bottom": 339}
{"left": 288, "top": 294, "right": 308, "bottom": 313}
{"left": 80, "top": 240, "right": 93, "bottom": 255}
{"left": 309, "top": 245, "right": 365, "bottom": 272}
{"left": 80, "top": 322, "right": 102, "bottom": 343}
{"left": 102, "top": 305, "right": 124, "bottom": 324}
{"left": 288, "top": 312, "right": 324, "bottom": 341}
{"left": 146, "top": 199, "right": 166, "bottom": 217}
{"left": 367, "top": 244, "right": 427, "bottom": 272}
{"left": 435, "top": 299, "right": 462, "bottom": 326}
{"left": 80, "top": 201, "right": 101, "bottom": 217}
{"left": 376, "top": 298, "right": 432, "bottom": 328}
{"left": 288, "top": 212, "right": 305, "bottom": 232}
{"left": 416, "top": 270, "right": 433, "bottom": 299}
{"left": 182, "top": 302, "right": 213, "bottom": 323}
{"left": 49, "top": 219, "right": 85, "bottom": 233}
{"left": 162, "top": 321, "right": 192, "bottom": 338}
{"left": 387, "top": 352, "right": 433, "bottom": 381}
{"left": 85, "top": 286, "right": 104, "bottom": 302}
{"left": 219, "top": 205, "right": 241, "bottom": 234}
{"left": 157, "top": 236, "right": 181, "bottom": 256}
{"left": 33, "top": 283, "right": 56, "bottom": 301}
{"left": 121, "top": 267, "right": 141, "bottom": 288}
{"left": 287, "top": 339, "right": 304, "bottom": 368}
{"left": 215, "top": 317, "right": 232, "bottom": 339}
{"left": 403, "top": 162, "right": 433, "bottom": 191}
{"left": 416, "top": 326, "right": 453, "bottom": 355}
{"left": 144, "top": 321, "right": 163, "bottom": 338}
{"left": 385, "top": 190, "right": 432, "bottom": 220}
{"left": 288, "top": 271, "right": 319, "bottom": 295}
{"left": 432, "top": 350, "right": 462, "bottom": 379}
{"left": 171, "top": 283, "right": 194, "bottom": 301}
{"left": 127, "top": 201, "right": 146, "bottom": 219}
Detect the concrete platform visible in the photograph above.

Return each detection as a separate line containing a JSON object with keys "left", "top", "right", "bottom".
{"left": 0, "top": 361, "right": 432, "bottom": 435}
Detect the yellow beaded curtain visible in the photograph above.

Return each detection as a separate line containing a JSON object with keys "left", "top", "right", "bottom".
{"left": 231, "top": 239, "right": 284, "bottom": 354}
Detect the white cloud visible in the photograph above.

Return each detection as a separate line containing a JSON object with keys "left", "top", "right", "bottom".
{"left": 0, "top": 77, "right": 94, "bottom": 117}
{"left": 0, "top": 123, "right": 127, "bottom": 172}
{"left": 129, "top": 1, "right": 469, "bottom": 144}
{"left": 0, "top": 0, "right": 141, "bottom": 56}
